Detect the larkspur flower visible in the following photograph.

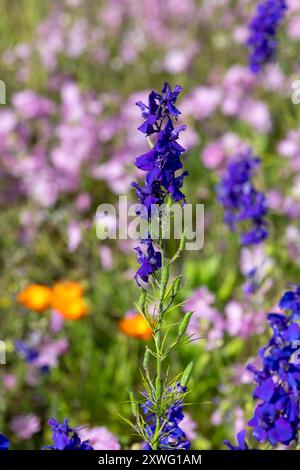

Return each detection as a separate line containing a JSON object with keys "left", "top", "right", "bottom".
{"left": 134, "top": 239, "right": 162, "bottom": 286}
{"left": 44, "top": 418, "right": 93, "bottom": 450}
{"left": 132, "top": 83, "right": 187, "bottom": 285}
{"left": 247, "top": 0, "right": 287, "bottom": 74}
{"left": 224, "top": 430, "right": 249, "bottom": 450}
{"left": 0, "top": 434, "right": 9, "bottom": 450}
{"left": 217, "top": 149, "right": 268, "bottom": 246}
{"left": 279, "top": 284, "right": 300, "bottom": 319}
{"left": 142, "top": 384, "right": 190, "bottom": 450}
{"left": 247, "top": 287, "right": 300, "bottom": 446}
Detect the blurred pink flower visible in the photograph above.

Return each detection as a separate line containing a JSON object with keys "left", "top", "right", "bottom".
{"left": 99, "top": 245, "right": 113, "bottom": 271}
{"left": 67, "top": 221, "right": 82, "bottom": 252}
{"left": 12, "top": 90, "right": 55, "bottom": 119}
{"left": 3, "top": 374, "right": 17, "bottom": 391}
{"left": 239, "top": 99, "right": 272, "bottom": 133}
{"left": 225, "top": 301, "right": 265, "bottom": 338}
{"left": 32, "top": 338, "right": 69, "bottom": 369}
{"left": 9, "top": 413, "right": 41, "bottom": 440}
{"left": 50, "top": 311, "right": 65, "bottom": 333}
{"left": 180, "top": 414, "right": 197, "bottom": 442}
{"left": 202, "top": 142, "right": 225, "bottom": 169}
{"left": 79, "top": 426, "right": 120, "bottom": 450}
{"left": 182, "top": 86, "right": 221, "bottom": 120}
{"left": 184, "top": 287, "right": 225, "bottom": 350}
{"left": 76, "top": 193, "right": 91, "bottom": 212}
{"left": 287, "top": 15, "right": 300, "bottom": 39}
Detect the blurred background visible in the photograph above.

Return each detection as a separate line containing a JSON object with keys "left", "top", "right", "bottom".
{"left": 1, "top": 0, "right": 300, "bottom": 449}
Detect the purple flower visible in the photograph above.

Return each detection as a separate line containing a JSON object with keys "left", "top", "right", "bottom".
{"left": 217, "top": 149, "right": 268, "bottom": 246}
{"left": 247, "top": 287, "right": 300, "bottom": 447}
{"left": 132, "top": 83, "right": 187, "bottom": 286}
{"left": 136, "top": 83, "right": 182, "bottom": 136}
{"left": 224, "top": 430, "right": 249, "bottom": 450}
{"left": 247, "top": 0, "right": 287, "bottom": 74}
{"left": 279, "top": 285, "right": 300, "bottom": 319}
{"left": 134, "top": 239, "right": 162, "bottom": 286}
{"left": 44, "top": 418, "right": 93, "bottom": 450}
{"left": 0, "top": 434, "right": 9, "bottom": 450}
{"left": 142, "top": 384, "right": 190, "bottom": 450}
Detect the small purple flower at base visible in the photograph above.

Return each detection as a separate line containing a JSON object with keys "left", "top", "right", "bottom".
{"left": 224, "top": 430, "right": 249, "bottom": 450}
{"left": 134, "top": 239, "right": 162, "bottom": 286}
{"left": 44, "top": 418, "right": 93, "bottom": 450}
{"left": 0, "top": 434, "right": 9, "bottom": 450}
{"left": 247, "top": 0, "right": 287, "bottom": 74}
{"left": 142, "top": 384, "right": 190, "bottom": 450}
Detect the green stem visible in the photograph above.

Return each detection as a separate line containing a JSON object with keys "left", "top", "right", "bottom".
{"left": 152, "top": 242, "right": 169, "bottom": 450}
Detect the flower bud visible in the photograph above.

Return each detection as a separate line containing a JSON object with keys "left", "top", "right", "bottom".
{"left": 181, "top": 361, "right": 193, "bottom": 388}
{"left": 178, "top": 311, "right": 193, "bottom": 337}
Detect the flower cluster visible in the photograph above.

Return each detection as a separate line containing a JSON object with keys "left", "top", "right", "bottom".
{"left": 132, "top": 83, "right": 187, "bottom": 285}
{"left": 217, "top": 149, "right": 268, "bottom": 245}
{"left": 17, "top": 281, "right": 88, "bottom": 320}
{"left": 132, "top": 83, "right": 187, "bottom": 210}
{"left": 44, "top": 418, "right": 93, "bottom": 450}
{"left": 247, "top": 285, "right": 300, "bottom": 446}
{"left": 142, "top": 384, "right": 190, "bottom": 450}
{"left": 247, "top": 0, "right": 287, "bottom": 74}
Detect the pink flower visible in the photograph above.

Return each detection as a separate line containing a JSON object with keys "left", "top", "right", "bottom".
{"left": 32, "top": 338, "right": 69, "bottom": 369}
{"left": 182, "top": 86, "right": 221, "bottom": 120}
{"left": 184, "top": 287, "right": 225, "bottom": 350}
{"left": 287, "top": 15, "right": 300, "bottom": 39}
{"left": 76, "top": 193, "right": 91, "bottom": 212}
{"left": 202, "top": 142, "right": 225, "bottom": 169}
{"left": 3, "top": 374, "right": 17, "bottom": 390}
{"left": 9, "top": 414, "right": 41, "bottom": 440}
{"left": 99, "top": 245, "right": 113, "bottom": 271}
{"left": 180, "top": 414, "right": 197, "bottom": 442}
{"left": 67, "top": 221, "right": 82, "bottom": 253}
{"left": 239, "top": 99, "right": 272, "bottom": 133}
{"left": 225, "top": 301, "right": 265, "bottom": 338}
{"left": 79, "top": 426, "right": 120, "bottom": 450}
{"left": 12, "top": 91, "right": 55, "bottom": 119}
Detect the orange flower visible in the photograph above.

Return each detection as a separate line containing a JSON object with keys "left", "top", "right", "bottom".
{"left": 17, "top": 284, "right": 52, "bottom": 312}
{"left": 51, "top": 281, "right": 88, "bottom": 320}
{"left": 119, "top": 312, "right": 153, "bottom": 340}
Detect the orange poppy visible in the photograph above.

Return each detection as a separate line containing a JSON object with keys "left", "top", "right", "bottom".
{"left": 17, "top": 284, "right": 52, "bottom": 312}
{"left": 119, "top": 312, "right": 153, "bottom": 340}
{"left": 51, "top": 281, "right": 88, "bottom": 320}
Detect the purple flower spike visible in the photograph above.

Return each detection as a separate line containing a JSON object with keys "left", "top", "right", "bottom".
{"left": 132, "top": 83, "right": 187, "bottom": 286}
{"left": 217, "top": 148, "right": 268, "bottom": 246}
{"left": 247, "top": 287, "right": 300, "bottom": 447}
{"left": 247, "top": 0, "right": 287, "bottom": 74}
